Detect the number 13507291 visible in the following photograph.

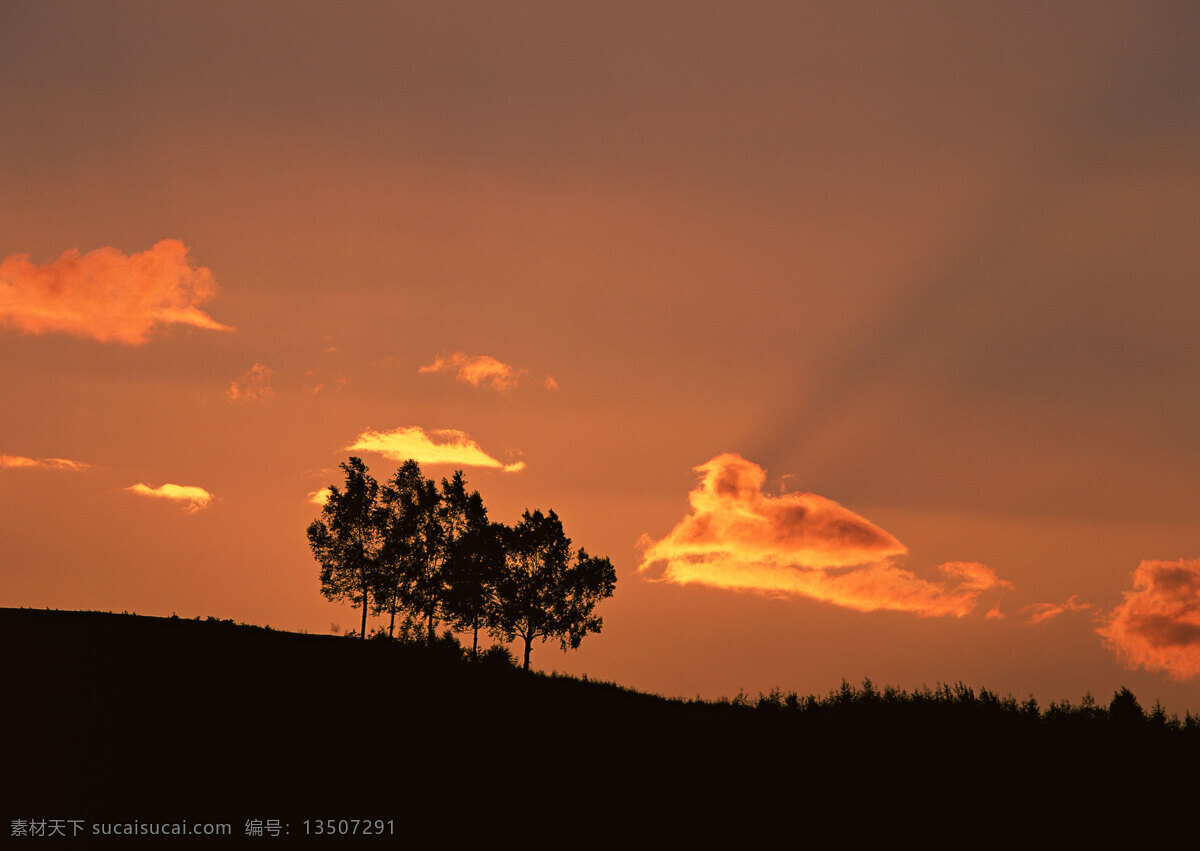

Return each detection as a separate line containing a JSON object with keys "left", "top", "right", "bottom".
{"left": 303, "top": 819, "right": 394, "bottom": 836}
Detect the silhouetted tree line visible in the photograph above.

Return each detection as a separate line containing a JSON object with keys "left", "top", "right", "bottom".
{"left": 308, "top": 457, "right": 617, "bottom": 670}
{"left": 719, "top": 678, "right": 1200, "bottom": 734}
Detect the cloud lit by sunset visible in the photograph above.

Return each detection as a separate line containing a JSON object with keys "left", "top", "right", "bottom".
{"left": 1098, "top": 559, "right": 1200, "bottom": 681}
{"left": 638, "top": 454, "right": 1009, "bottom": 617}
{"left": 0, "top": 240, "right": 232, "bottom": 345}
{"left": 1023, "top": 595, "right": 1095, "bottom": 625}
{"left": 126, "top": 483, "right": 215, "bottom": 513}
{"left": 419, "top": 352, "right": 525, "bottom": 391}
{"left": 347, "top": 427, "right": 525, "bottom": 472}
{"left": 1, "top": 454, "right": 90, "bottom": 471}
{"left": 227, "top": 364, "right": 275, "bottom": 402}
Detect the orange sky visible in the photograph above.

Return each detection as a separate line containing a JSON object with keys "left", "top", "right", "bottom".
{"left": 3, "top": 1, "right": 1199, "bottom": 714}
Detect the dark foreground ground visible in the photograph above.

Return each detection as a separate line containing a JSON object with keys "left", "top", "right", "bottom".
{"left": 4, "top": 608, "right": 1197, "bottom": 842}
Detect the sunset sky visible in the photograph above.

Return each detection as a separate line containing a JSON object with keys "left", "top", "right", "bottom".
{"left": 3, "top": 2, "right": 1199, "bottom": 713}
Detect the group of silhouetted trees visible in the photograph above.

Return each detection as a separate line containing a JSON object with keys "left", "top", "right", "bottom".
{"left": 307, "top": 457, "right": 617, "bottom": 670}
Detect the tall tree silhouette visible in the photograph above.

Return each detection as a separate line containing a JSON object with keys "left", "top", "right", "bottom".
{"left": 492, "top": 509, "right": 617, "bottom": 670}
{"left": 435, "top": 471, "right": 489, "bottom": 649}
{"left": 308, "top": 457, "right": 382, "bottom": 640}
{"left": 379, "top": 460, "right": 442, "bottom": 644}
{"left": 375, "top": 459, "right": 428, "bottom": 639}
{"left": 444, "top": 518, "right": 503, "bottom": 658}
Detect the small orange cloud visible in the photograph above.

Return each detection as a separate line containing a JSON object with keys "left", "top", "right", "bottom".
{"left": 638, "top": 454, "right": 1009, "bottom": 617}
{"left": 419, "top": 352, "right": 526, "bottom": 391}
{"left": 308, "top": 487, "right": 332, "bottom": 506}
{"left": 1097, "top": 559, "right": 1200, "bottom": 681}
{"left": 227, "top": 363, "right": 275, "bottom": 402}
{"left": 347, "top": 426, "right": 525, "bottom": 472}
{"left": 126, "top": 483, "right": 214, "bottom": 513}
{"left": 544, "top": 376, "right": 559, "bottom": 391}
{"left": 1022, "top": 594, "right": 1095, "bottom": 625}
{"left": 0, "top": 454, "right": 89, "bottom": 471}
{"left": 985, "top": 604, "right": 1004, "bottom": 620}
{"left": 0, "top": 240, "right": 232, "bottom": 345}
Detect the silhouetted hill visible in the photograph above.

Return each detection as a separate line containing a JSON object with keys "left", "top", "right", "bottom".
{"left": 4, "top": 608, "right": 1195, "bottom": 841}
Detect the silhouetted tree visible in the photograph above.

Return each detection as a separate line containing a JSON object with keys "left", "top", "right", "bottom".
{"left": 433, "top": 471, "right": 480, "bottom": 645}
{"left": 491, "top": 509, "right": 617, "bottom": 670}
{"left": 376, "top": 465, "right": 487, "bottom": 645}
{"left": 308, "top": 457, "right": 382, "bottom": 641}
{"left": 375, "top": 459, "right": 428, "bottom": 639}
{"left": 1109, "top": 687, "right": 1145, "bottom": 725}
{"left": 444, "top": 519, "right": 503, "bottom": 658}
{"left": 379, "top": 460, "right": 442, "bottom": 644}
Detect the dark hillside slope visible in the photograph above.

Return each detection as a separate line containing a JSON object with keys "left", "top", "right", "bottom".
{"left": 4, "top": 608, "right": 1195, "bottom": 836}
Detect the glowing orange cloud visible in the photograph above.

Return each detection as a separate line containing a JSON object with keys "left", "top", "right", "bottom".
{"left": 1097, "top": 559, "right": 1200, "bottom": 681}
{"left": 347, "top": 427, "right": 525, "bottom": 472}
{"left": 1022, "top": 595, "right": 1095, "bottom": 625}
{"left": 227, "top": 363, "right": 275, "bottom": 402}
{"left": 126, "top": 483, "right": 214, "bottom": 513}
{"left": 419, "top": 352, "right": 526, "bottom": 391}
{"left": 0, "top": 240, "right": 232, "bottom": 345}
{"left": 308, "top": 488, "right": 332, "bottom": 506}
{"left": 1, "top": 455, "right": 89, "bottom": 471}
{"left": 638, "top": 454, "right": 1009, "bottom": 617}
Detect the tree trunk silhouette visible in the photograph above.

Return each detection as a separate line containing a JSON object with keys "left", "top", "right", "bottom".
{"left": 359, "top": 578, "right": 368, "bottom": 640}
{"left": 427, "top": 611, "right": 435, "bottom": 645}
{"left": 522, "top": 634, "right": 532, "bottom": 670}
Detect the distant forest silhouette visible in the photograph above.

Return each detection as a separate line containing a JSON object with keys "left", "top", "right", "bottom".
{"left": 308, "top": 456, "right": 616, "bottom": 669}
{"left": 723, "top": 677, "right": 1200, "bottom": 734}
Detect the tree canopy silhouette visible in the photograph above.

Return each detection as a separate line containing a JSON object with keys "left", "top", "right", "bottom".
{"left": 374, "top": 459, "right": 432, "bottom": 639}
{"left": 376, "top": 460, "right": 445, "bottom": 642}
{"left": 443, "top": 518, "right": 504, "bottom": 658}
{"left": 307, "top": 457, "right": 382, "bottom": 640}
{"left": 309, "top": 459, "right": 616, "bottom": 665}
{"left": 491, "top": 509, "right": 617, "bottom": 670}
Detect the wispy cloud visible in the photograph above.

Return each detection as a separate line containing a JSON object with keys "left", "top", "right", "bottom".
{"left": 638, "top": 453, "right": 1009, "bottom": 617}
{"left": 1, "top": 454, "right": 90, "bottom": 471}
{"left": 347, "top": 426, "right": 525, "bottom": 472}
{"left": 305, "top": 369, "right": 346, "bottom": 395}
{"left": 419, "top": 352, "right": 528, "bottom": 391}
{"left": 126, "top": 482, "right": 214, "bottom": 513}
{"left": 1097, "top": 558, "right": 1200, "bottom": 681}
{"left": 1022, "top": 594, "right": 1095, "bottom": 625}
{"left": 227, "top": 363, "right": 275, "bottom": 402}
{"left": 308, "top": 487, "right": 332, "bottom": 506}
{"left": 0, "top": 239, "right": 232, "bottom": 345}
